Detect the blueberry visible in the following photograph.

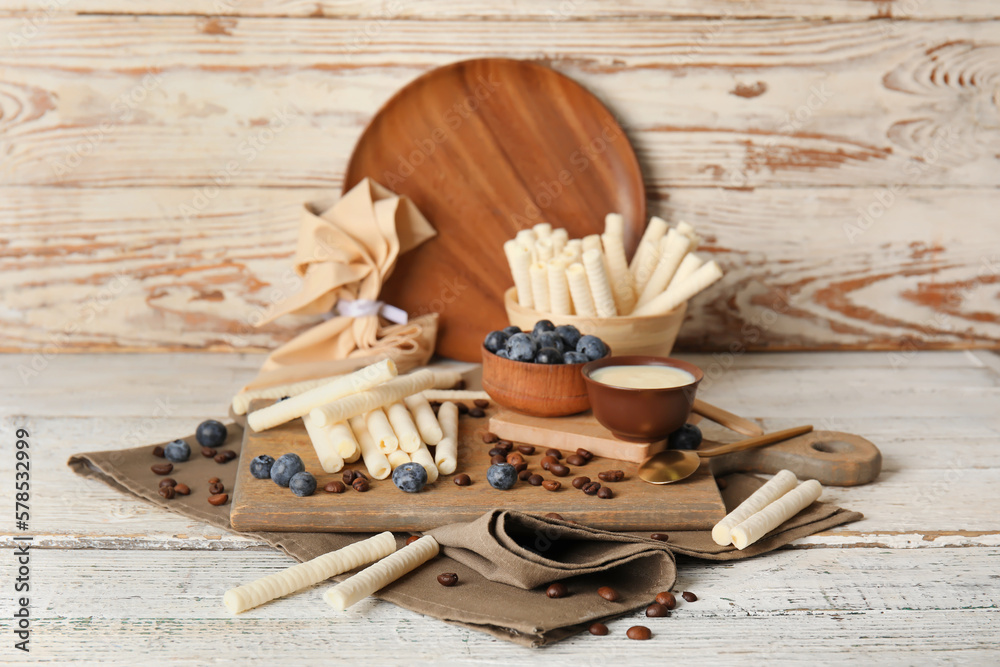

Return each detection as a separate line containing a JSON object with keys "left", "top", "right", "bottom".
{"left": 196, "top": 419, "right": 228, "bottom": 448}
{"left": 392, "top": 462, "right": 428, "bottom": 493}
{"left": 576, "top": 335, "right": 609, "bottom": 361}
{"left": 536, "top": 347, "right": 564, "bottom": 364}
{"left": 250, "top": 454, "right": 275, "bottom": 479}
{"left": 505, "top": 333, "right": 537, "bottom": 362}
{"left": 270, "top": 453, "right": 305, "bottom": 487}
{"left": 502, "top": 325, "right": 522, "bottom": 336}
{"left": 554, "top": 324, "right": 582, "bottom": 349}
{"left": 496, "top": 348, "right": 510, "bottom": 359}
{"left": 534, "top": 332, "right": 565, "bottom": 353}
{"left": 668, "top": 424, "right": 703, "bottom": 450}
{"left": 531, "top": 320, "right": 556, "bottom": 337}
{"left": 484, "top": 330, "right": 510, "bottom": 353}
{"left": 289, "top": 471, "right": 317, "bottom": 497}
{"left": 163, "top": 438, "right": 190, "bottom": 463}
{"left": 487, "top": 463, "right": 518, "bottom": 490}
{"left": 563, "top": 350, "right": 588, "bottom": 364}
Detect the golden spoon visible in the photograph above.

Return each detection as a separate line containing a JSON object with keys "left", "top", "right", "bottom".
{"left": 637, "top": 425, "right": 814, "bottom": 485}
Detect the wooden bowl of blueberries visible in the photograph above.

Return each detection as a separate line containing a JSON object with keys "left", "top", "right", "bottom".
{"left": 481, "top": 320, "right": 610, "bottom": 417}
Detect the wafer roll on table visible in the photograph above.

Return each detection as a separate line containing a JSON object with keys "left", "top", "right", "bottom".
{"left": 712, "top": 469, "right": 798, "bottom": 546}
{"left": 365, "top": 408, "right": 399, "bottom": 454}
{"left": 385, "top": 402, "right": 422, "bottom": 453}
{"left": 233, "top": 373, "right": 345, "bottom": 415}
{"left": 434, "top": 402, "right": 459, "bottom": 476}
{"left": 409, "top": 442, "right": 440, "bottom": 484}
{"left": 327, "top": 421, "right": 360, "bottom": 460}
{"left": 324, "top": 536, "right": 440, "bottom": 611}
{"left": 301, "top": 412, "right": 346, "bottom": 474}
{"left": 309, "top": 369, "right": 437, "bottom": 428}
{"left": 348, "top": 415, "right": 391, "bottom": 480}
{"left": 404, "top": 392, "right": 443, "bottom": 445}
{"left": 730, "top": 480, "right": 823, "bottom": 550}
{"left": 386, "top": 449, "right": 411, "bottom": 470}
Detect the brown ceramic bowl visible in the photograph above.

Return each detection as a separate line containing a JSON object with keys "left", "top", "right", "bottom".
{"left": 481, "top": 344, "right": 608, "bottom": 417}
{"left": 582, "top": 356, "right": 703, "bottom": 442}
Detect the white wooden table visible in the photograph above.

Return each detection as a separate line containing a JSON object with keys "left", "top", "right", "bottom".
{"left": 2, "top": 350, "right": 998, "bottom": 664}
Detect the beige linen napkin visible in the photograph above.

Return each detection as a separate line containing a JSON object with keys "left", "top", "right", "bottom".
{"left": 243, "top": 178, "right": 439, "bottom": 392}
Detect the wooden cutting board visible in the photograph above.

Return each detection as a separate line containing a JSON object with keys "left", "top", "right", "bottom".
{"left": 230, "top": 400, "right": 726, "bottom": 533}
{"left": 343, "top": 58, "right": 646, "bottom": 362}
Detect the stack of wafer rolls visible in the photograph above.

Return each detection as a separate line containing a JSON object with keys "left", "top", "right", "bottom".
{"left": 502, "top": 217, "right": 723, "bottom": 318}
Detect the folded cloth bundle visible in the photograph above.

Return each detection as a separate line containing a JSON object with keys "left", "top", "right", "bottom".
{"left": 68, "top": 422, "right": 861, "bottom": 647}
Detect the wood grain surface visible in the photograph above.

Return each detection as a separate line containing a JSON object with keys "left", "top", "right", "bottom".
{"left": 231, "top": 398, "right": 725, "bottom": 532}
{"left": 1, "top": 8, "right": 998, "bottom": 353}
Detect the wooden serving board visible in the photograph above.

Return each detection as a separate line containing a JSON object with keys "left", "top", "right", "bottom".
{"left": 344, "top": 58, "right": 646, "bottom": 362}
{"left": 230, "top": 400, "right": 726, "bottom": 533}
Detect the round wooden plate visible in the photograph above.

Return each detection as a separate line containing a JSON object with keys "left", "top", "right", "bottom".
{"left": 344, "top": 58, "right": 646, "bottom": 361}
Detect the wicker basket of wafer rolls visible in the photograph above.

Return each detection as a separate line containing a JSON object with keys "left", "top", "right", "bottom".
{"left": 502, "top": 216, "right": 722, "bottom": 357}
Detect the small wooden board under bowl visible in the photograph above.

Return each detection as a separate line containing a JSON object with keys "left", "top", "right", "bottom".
{"left": 230, "top": 400, "right": 726, "bottom": 533}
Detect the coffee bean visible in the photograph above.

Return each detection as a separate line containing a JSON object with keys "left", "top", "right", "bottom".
{"left": 482, "top": 432, "right": 499, "bottom": 443}
{"left": 546, "top": 583, "right": 568, "bottom": 598}
{"left": 497, "top": 439, "right": 513, "bottom": 447}
{"left": 582, "top": 482, "right": 601, "bottom": 495}
{"left": 152, "top": 446, "right": 165, "bottom": 458}
{"left": 646, "top": 603, "right": 670, "bottom": 617}
{"left": 514, "top": 462, "right": 528, "bottom": 473}
{"left": 518, "top": 469, "right": 532, "bottom": 481}
{"left": 488, "top": 447, "right": 504, "bottom": 457}
{"left": 566, "top": 454, "right": 586, "bottom": 466}
{"left": 468, "top": 408, "right": 486, "bottom": 418}
{"left": 655, "top": 591, "right": 676, "bottom": 609}
{"left": 682, "top": 591, "right": 698, "bottom": 602}
{"left": 626, "top": 626, "right": 651, "bottom": 640}
{"left": 490, "top": 454, "right": 506, "bottom": 465}
{"left": 474, "top": 399, "right": 490, "bottom": 409}
{"left": 544, "top": 448, "right": 562, "bottom": 459}
{"left": 597, "top": 586, "right": 620, "bottom": 602}
{"left": 214, "top": 454, "right": 227, "bottom": 463}
{"left": 528, "top": 474, "right": 544, "bottom": 486}
{"left": 405, "top": 536, "right": 420, "bottom": 545}
{"left": 173, "top": 483, "right": 191, "bottom": 496}
{"left": 324, "top": 481, "right": 346, "bottom": 493}
{"left": 597, "top": 486, "right": 614, "bottom": 499}
{"left": 717, "top": 477, "right": 728, "bottom": 490}
{"left": 352, "top": 478, "right": 370, "bottom": 492}
{"left": 598, "top": 470, "right": 625, "bottom": 483}
{"left": 220, "top": 449, "right": 237, "bottom": 461}
{"left": 354, "top": 472, "right": 368, "bottom": 481}
{"left": 159, "top": 478, "right": 177, "bottom": 489}
{"left": 158, "top": 486, "right": 175, "bottom": 499}
{"left": 544, "top": 512, "right": 564, "bottom": 520}
{"left": 576, "top": 448, "right": 594, "bottom": 461}
{"left": 151, "top": 463, "right": 173, "bottom": 475}
{"left": 505, "top": 452, "right": 525, "bottom": 466}
{"left": 207, "top": 493, "right": 229, "bottom": 506}
{"left": 572, "top": 476, "right": 591, "bottom": 489}
{"left": 549, "top": 464, "right": 570, "bottom": 477}
{"left": 542, "top": 480, "right": 561, "bottom": 491}
{"left": 495, "top": 442, "right": 512, "bottom": 453}
{"left": 516, "top": 445, "right": 535, "bottom": 455}
{"left": 208, "top": 477, "right": 220, "bottom": 485}
{"left": 209, "top": 482, "right": 225, "bottom": 495}
{"left": 540, "top": 455, "right": 557, "bottom": 470}
{"left": 453, "top": 474, "right": 471, "bottom": 486}
{"left": 437, "top": 573, "right": 459, "bottom": 587}
{"left": 588, "top": 622, "right": 609, "bottom": 636}
{"left": 650, "top": 533, "right": 670, "bottom": 542}
{"left": 201, "top": 446, "right": 216, "bottom": 458}
{"left": 455, "top": 402, "right": 469, "bottom": 415}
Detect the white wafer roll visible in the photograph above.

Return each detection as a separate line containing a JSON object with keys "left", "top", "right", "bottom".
{"left": 529, "top": 261, "right": 550, "bottom": 312}
{"left": 546, "top": 260, "right": 573, "bottom": 315}
{"left": 602, "top": 214, "right": 636, "bottom": 314}
{"left": 410, "top": 442, "right": 440, "bottom": 484}
{"left": 629, "top": 215, "right": 669, "bottom": 280}
{"left": 711, "top": 470, "right": 798, "bottom": 546}
{"left": 324, "top": 535, "right": 440, "bottom": 611}
{"left": 348, "top": 416, "right": 391, "bottom": 480}
{"left": 224, "top": 532, "right": 396, "bottom": 614}
{"left": 301, "top": 413, "right": 346, "bottom": 474}
{"left": 565, "top": 239, "right": 583, "bottom": 262}
{"left": 421, "top": 389, "right": 490, "bottom": 402}
{"left": 343, "top": 443, "right": 361, "bottom": 463}
{"left": 632, "top": 260, "right": 724, "bottom": 317}
{"left": 535, "top": 238, "right": 554, "bottom": 262}
{"left": 676, "top": 220, "right": 700, "bottom": 249}
{"left": 310, "top": 370, "right": 436, "bottom": 428}
{"left": 387, "top": 449, "right": 410, "bottom": 470}
{"left": 582, "top": 234, "right": 602, "bottom": 253}
{"left": 550, "top": 227, "right": 568, "bottom": 255}
{"left": 365, "top": 408, "right": 398, "bottom": 453}
{"left": 434, "top": 402, "right": 459, "bottom": 476}
{"left": 634, "top": 229, "right": 692, "bottom": 310}
{"left": 232, "top": 374, "right": 342, "bottom": 415}
{"left": 582, "top": 248, "right": 617, "bottom": 317}
{"left": 327, "top": 422, "right": 361, "bottom": 459}
{"left": 504, "top": 240, "right": 534, "bottom": 309}
{"left": 248, "top": 359, "right": 397, "bottom": 432}
{"left": 533, "top": 222, "right": 552, "bottom": 239}
{"left": 404, "top": 393, "right": 443, "bottom": 445}
{"left": 667, "top": 252, "right": 704, "bottom": 290}
{"left": 565, "top": 262, "right": 597, "bottom": 317}
{"left": 731, "top": 480, "right": 823, "bottom": 550}
{"left": 515, "top": 229, "right": 536, "bottom": 247}
{"left": 386, "top": 402, "right": 422, "bottom": 453}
